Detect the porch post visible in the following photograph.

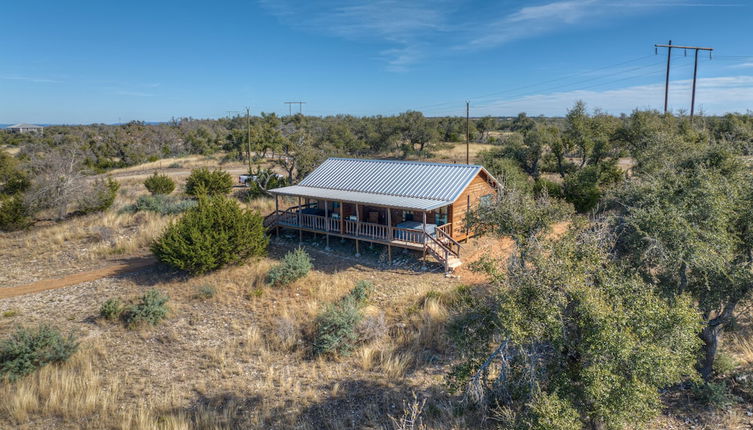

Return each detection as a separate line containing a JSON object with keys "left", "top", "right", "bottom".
{"left": 324, "top": 200, "right": 330, "bottom": 250}
{"left": 339, "top": 201, "right": 344, "bottom": 236}
{"left": 274, "top": 195, "right": 279, "bottom": 239}
{"left": 355, "top": 204, "right": 360, "bottom": 257}
{"left": 422, "top": 211, "right": 427, "bottom": 259}
{"left": 387, "top": 208, "right": 392, "bottom": 264}
{"left": 298, "top": 196, "right": 302, "bottom": 243}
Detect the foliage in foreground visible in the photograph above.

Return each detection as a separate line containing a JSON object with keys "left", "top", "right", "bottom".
{"left": 77, "top": 177, "right": 120, "bottom": 214}
{"left": 123, "top": 194, "right": 197, "bottom": 215}
{"left": 449, "top": 228, "right": 702, "bottom": 430}
{"left": 0, "top": 195, "right": 31, "bottom": 231}
{"left": 143, "top": 172, "right": 176, "bottom": 195}
{"left": 121, "top": 289, "right": 170, "bottom": 329}
{"left": 267, "top": 247, "right": 312, "bottom": 286}
{"left": 152, "top": 195, "right": 268, "bottom": 274}
{"left": 314, "top": 281, "right": 373, "bottom": 357}
{"left": 185, "top": 168, "right": 233, "bottom": 197}
{"left": 613, "top": 143, "right": 753, "bottom": 381}
{"left": 0, "top": 325, "right": 78, "bottom": 381}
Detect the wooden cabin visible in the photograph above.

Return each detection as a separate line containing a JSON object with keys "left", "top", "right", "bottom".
{"left": 265, "top": 158, "right": 499, "bottom": 271}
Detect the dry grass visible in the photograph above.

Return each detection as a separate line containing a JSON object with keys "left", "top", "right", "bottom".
{"left": 107, "top": 155, "right": 214, "bottom": 175}
{"left": 433, "top": 143, "right": 497, "bottom": 163}
{"left": 1, "top": 340, "right": 119, "bottom": 425}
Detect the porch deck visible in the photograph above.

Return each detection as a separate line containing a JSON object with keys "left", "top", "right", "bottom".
{"left": 264, "top": 206, "right": 462, "bottom": 271}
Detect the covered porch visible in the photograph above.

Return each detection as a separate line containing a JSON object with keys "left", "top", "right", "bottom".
{"left": 264, "top": 195, "right": 462, "bottom": 271}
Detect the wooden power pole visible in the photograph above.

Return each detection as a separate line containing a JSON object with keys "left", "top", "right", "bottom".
{"left": 284, "top": 101, "right": 306, "bottom": 115}
{"left": 655, "top": 42, "right": 713, "bottom": 119}
{"left": 465, "top": 101, "right": 470, "bottom": 165}
{"left": 246, "top": 107, "right": 252, "bottom": 172}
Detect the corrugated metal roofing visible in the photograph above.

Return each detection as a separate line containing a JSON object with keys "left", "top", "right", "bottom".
{"left": 270, "top": 185, "right": 449, "bottom": 211}
{"left": 6, "top": 123, "right": 43, "bottom": 129}
{"left": 269, "top": 158, "right": 495, "bottom": 210}
{"left": 299, "top": 158, "right": 481, "bottom": 201}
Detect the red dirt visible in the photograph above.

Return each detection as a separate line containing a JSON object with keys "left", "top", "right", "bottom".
{"left": 0, "top": 256, "right": 156, "bottom": 299}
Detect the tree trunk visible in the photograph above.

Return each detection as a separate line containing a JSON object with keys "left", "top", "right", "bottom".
{"left": 699, "top": 300, "right": 739, "bottom": 381}
{"left": 699, "top": 324, "right": 720, "bottom": 381}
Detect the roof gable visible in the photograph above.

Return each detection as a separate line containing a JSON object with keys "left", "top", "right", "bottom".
{"left": 298, "top": 158, "right": 482, "bottom": 202}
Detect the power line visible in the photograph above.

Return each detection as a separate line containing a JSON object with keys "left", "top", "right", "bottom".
{"left": 412, "top": 54, "right": 657, "bottom": 112}
{"left": 424, "top": 62, "right": 669, "bottom": 116}
{"left": 284, "top": 101, "right": 306, "bottom": 115}
{"left": 655, "top": 41, "right": 713, "bottom": 119}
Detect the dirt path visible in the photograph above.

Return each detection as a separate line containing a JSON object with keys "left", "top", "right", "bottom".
{"left": 0, "top": 256, "right": 157, "bottom": 300}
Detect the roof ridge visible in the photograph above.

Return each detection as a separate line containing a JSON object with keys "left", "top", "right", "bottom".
{"left": 327, "top": 157, "right": 482, "bottom": 169}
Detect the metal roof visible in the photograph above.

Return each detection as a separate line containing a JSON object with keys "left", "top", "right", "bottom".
{"left": 270, "top": 185, "right": 450, "bottom": 211}
{"left": 269, "top": 158, "right": 496, "bottom": 210}
{"left": 6, "top": 123, "right": 43, "bottom": 129}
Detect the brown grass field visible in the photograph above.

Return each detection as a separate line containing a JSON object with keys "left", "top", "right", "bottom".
{"left": 1, "top": 152, "right": 752, "bottom": 429}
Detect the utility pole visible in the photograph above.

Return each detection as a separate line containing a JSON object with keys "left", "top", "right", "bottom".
{"left": 246, "top": 107, "right": 252, "bottom": 173}
{"left": 465, "top": 101, "right": 470, "bottom": 165}
{"left": 284, "top": 101, "right": 306, "bottom": 115}
{"left": 655, "top": 42, "right": 713, "bottom": 119}
{"left": 659, "top": 40, "right": 672, "bottom": 114}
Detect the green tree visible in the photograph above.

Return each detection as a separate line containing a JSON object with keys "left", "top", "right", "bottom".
{"left": 144, "top": 172, "right": 176, "bottom": 195}
{"left": 475, "top": 116, "right": 498, "bottom": 142}
{"left": 449, "top": 228, "right": 702, "bottom": 430}
{"left": 396, "top": 111, "right": 438, "bottom": 156}
{"left": 151, "top": 195, "right": 268, "bottom": 274}
{"left": 614, "top": 145, "right": 753, "bottom": 381}
{"left": 185, "top": 168, "right": 233, "bottom": 196}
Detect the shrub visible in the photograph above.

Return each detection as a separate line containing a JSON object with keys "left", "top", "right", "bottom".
{"left": 185, "top": 168, "right": 233, "bottom": 197}
{"left": 143, "top": 172, "right": 176, "bottom": 195}
{"left": 78, "top": 177, "right": 120, "bottom": 214}
{"left": 121, "top": 289, "right": 169, "bottom": 329}
{"left": 99, "top": 298, "right": 123, "bottom": 320}
{"left": 267, "top": 247, "right": 312, "bottom": 287}
{"left": 240, "top": 168, "right": 288, "bottom": 200}
{"left": 194, "top": 284, "right": 216, "bottom": 300}
{"left": 152, "top": 195, "right": 268, "bottom": 274}
{"left": 314, "top": 281, "right": 374, "bottom": 357}
{"left": 563, "top": 167, "right": 600, "bottom": 213}
{"left": 349, "top": 280, "right": 373, "bottom": 304}
{"left": 314, "top": 296, "right": 363, "bottom": 356}
{"left": 168, "top": 162, "right": 183, "bottom": 169}
{"left": 0, "top": 195, "right": 31, "bottom": 231}
{"left": 693, "top": 381, "right": 739, "bottom": 409}
{"left": 533, "top": 178, "right": 563, "bottom": 198}
{"left": 123, "top": 194, "right": 197, "bottom": 215}
{"left": 0, "top": 325, "right": 78, "bottom": 381}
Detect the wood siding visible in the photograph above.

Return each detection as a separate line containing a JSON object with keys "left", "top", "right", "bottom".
{"left": 450, "top": 171, "right": 497, "bottom": 241}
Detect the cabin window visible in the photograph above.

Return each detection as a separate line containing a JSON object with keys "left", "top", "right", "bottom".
{"left": 332, "top": 201, "right": 340, "bottom": 210}
{"left": 480, "top": 194, "right": 494, "bottom": 206}
{"left": 435, "top": 206, "right": 448, "bottom": 225}
{"left": 402, "top": 211, "right": 414, "bottom": 222}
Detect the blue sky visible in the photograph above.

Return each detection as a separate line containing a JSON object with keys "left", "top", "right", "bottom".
{"left": 2, "top": 0, "right": 752, "bottom": 124}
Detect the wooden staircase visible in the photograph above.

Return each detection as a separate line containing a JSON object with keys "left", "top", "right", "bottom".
{"left": 424, "top": 228, "right": 463, "bottom": 273}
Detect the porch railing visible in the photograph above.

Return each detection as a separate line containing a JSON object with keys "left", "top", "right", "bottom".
{"left": 266, "top": 209, "right": 460, "bottom": 271}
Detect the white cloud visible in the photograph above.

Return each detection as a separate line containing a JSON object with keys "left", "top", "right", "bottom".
{"left": 259, "top": 0, "right": 741, "bottom": 70}
{"left": 259, "top": 0, "right": 451, "bottom": 70}
{"left": 462, "top": 75, "right": 753, "bottom": 116}
{"left": 730, "top": 62, "right": 753, "bottom": 69}
{"left": 0, "top": 75, "right": 61, "bottom": 83}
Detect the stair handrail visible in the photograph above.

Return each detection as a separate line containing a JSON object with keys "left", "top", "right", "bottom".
{"left": 435, "top": 228, "right": 461, "bottom": 257}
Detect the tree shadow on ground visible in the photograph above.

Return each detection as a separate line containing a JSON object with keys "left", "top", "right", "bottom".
{"left": 164, "top": 379, "right": 465, "bottom": 430}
